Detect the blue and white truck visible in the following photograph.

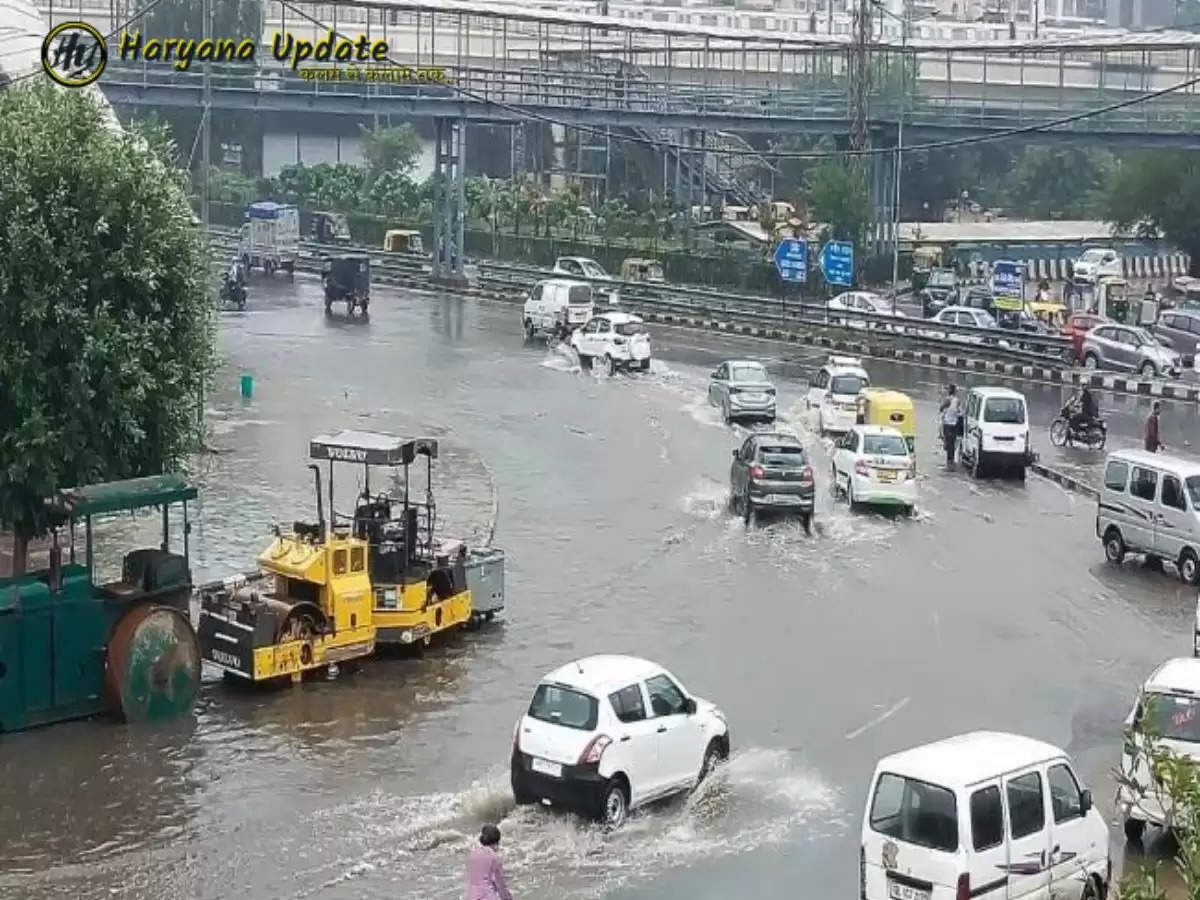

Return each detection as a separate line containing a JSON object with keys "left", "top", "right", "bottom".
{"left": 239, "top": 202, "right": 299, "bottom": 277}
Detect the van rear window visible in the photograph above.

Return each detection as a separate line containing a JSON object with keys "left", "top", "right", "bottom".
{"left": 869, "top": 773, "right": 959, "bottom": 852}
{"left": 528, "top": 683, "right": 599, "bottom": 731}
{"left": 983, "top": 398, "right": 1025, "bottom": 424}
{"left": 568, "top": 285, "right": 593, "bottom": 306}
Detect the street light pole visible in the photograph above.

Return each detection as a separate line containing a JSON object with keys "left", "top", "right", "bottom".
{"left": 890, "top": 3, "right": 908, "bottom": 310}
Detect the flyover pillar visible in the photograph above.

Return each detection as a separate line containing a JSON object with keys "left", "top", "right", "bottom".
{"left": 432, "top": 118, "right": 467, "bottom": 281}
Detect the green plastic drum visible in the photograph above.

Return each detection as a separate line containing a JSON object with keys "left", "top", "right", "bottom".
{"left": 106, "top": 605, "right": 201, "bottom": 722}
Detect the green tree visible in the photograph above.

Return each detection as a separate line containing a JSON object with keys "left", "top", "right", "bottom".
{"left": 359, "top": 123, "right": 423, "bottom": 182}
{"left": 271, "top": 163, "right": 365, "bottom": 211}
{"left": 367, "top": 170, "right": 420, "bottom": 219}
{"left": 806, "top": 159, "right": 872, "bottom": 247}
{"left": 1107, "top": 151, "right": 1200, "bottom": 276}
{"left": 1004, "top": 147, "right": 1114, "bottom": 220}
{"left": 0, "top": 83, "right": 215, "bottom": 573}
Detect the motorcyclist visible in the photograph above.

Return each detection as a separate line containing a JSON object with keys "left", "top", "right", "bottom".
{"left": 1068, "top": 386, "right": 1100, "bottom": 433}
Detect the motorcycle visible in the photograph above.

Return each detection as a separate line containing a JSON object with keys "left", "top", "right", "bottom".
{"left": 220, "top": 274, "right": 247, "bottom": 310}
{"left": 1049, "top": 403, "right": 1106, "bottom": 450}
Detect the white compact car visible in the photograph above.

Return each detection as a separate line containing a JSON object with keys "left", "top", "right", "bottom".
{"left": 1118, "top": 656, "right": 1200, "bottom": 842}
{"left": 511, "top": 655, "right": 730, "bottom": 828}
{"left": 1073, "top": 247, "right": 1123, "bottom": 283}
{"left": 806, "top": 355, "right": 871, "bottom": 435}
{"left": 863, "top": 731, "right": 1110, "bottom": 900}
{"left": 570, "top": 312, "right": 651, "bottom": 375}
{"left": 828, "top": 291, "right": 908, "bottom": 331}
{"left": 831, "top": 425, "right": 917, "bottom": 514}
{"left": 553, "top": 256, "right": 620, "bottom": 306}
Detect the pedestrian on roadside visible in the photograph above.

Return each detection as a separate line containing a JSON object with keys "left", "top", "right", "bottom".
{"left": 940, "top": 384, "right": 961, "bottom": 469}
{"left": 464, "top": 824, "right": 513, "bottom": 900}
{"left": 1145, "top": 401, "right": 1164, "bottom": 453}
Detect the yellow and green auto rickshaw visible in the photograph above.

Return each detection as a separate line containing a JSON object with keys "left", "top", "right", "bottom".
{"left": 856, "top": 388, "right": 917, "bottom": 453}
{"left": 383, "top": 229, "right": 425, "bottom": 254}
{"left": 620, "top": 258, "right": 665, "bottom": 283}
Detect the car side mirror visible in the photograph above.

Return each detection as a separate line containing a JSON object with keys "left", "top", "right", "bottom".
{"left": 731, "top": 449, "right": 739, "bottom": 459}
{"left": 684, "top": 697, "right": 698, "bottom": 715}
{"left": 1080, "top": 789, "right": 1093, "bottom": 814}
{"left": 712, "top": 370, "right": 721, "bottom": 379}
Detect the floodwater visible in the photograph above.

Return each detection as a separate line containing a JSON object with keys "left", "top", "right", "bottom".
{"left": 2, "top": 276, "right": 1198, "bottom": 900}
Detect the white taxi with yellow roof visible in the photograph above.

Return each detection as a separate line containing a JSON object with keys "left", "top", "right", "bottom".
{"left": 806, "top": 355, "right": 871, "bottom": 434}
{"left": 832, "top": 425, "right": 917, "bottom": 513}
{"left": 862, "top": 731, "right": 1109, "bottom": 900}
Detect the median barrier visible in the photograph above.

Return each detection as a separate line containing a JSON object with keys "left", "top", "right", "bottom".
{"left": 1029, "top": 462, "right": 1100, "bottom": 499}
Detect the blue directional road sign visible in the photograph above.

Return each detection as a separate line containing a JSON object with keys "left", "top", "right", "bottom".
{"left": 772, "top": 238, "right": 808, "bottom": 283}
{"left": 990, "top": 259, "right": 1024, "bottom": 311}
{"left": 819, "top": 241, "right": 854, "bottom": 287}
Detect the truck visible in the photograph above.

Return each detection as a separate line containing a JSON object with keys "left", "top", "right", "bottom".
{"left": 239, "top": 201, "right": 299, "bottom": 277}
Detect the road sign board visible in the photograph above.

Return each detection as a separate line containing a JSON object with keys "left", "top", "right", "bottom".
{"left": 819, "top": 241, "right": 854, "bottom": 287}
{"left": 991, "top": 259, "right": 1024, "bottom": 310}
{"left": 773, "top": 238, "right": 808, "bottom": 283}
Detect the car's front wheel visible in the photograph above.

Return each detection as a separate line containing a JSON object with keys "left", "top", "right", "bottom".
{"left": 599, "top": 780, "right": 629, "bottom": 829}
{"left": 697, "top": 738, "right": 728, "bottom": 785}
{"left": 1140, "top": 360, "right": 1157, "bottom": 378}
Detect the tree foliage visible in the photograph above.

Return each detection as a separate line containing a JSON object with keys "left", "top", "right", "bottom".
{"left": 807, "top": 159, "right": 872, "bottom": 246}
{"left": 358, "top": 123, "right": 422, "bottom": 182}
{"left": 1003, "top": 147, "right": 1114, "bottom": 220}
{"left": 0, "top": 82, "right": 215, "bottom": 570}
{"left": 1107, "top": 151, "right": 1200, "bottom": 276}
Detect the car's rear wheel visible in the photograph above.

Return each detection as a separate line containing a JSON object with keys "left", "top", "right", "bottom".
{"left": 1124, "top": 817, "right": 1146, "bottom": 843}
{"left": 800, "top": 512, "right": 812, "bottom": 535}
{"left": 639, "top": 358, "right": 650, "bottom": 371}
{"left": 578, "top": 353, "right": 591, "bottom": 370}
{"left": 606, "top": 355, "right": 617, "bottom": 376}
{"left": 1084, "top": 353, "right": 1099, "bottom": 370}
{"left": 600, "top": 780, "right": 628, "bottom": 829}
{"left": 1180, "top": 548, "right": 1200, "bottom": 586}
{"left": 743, "top": 493, "right": 754, "bottom": 526}
{"left": 846, "top": 481, "right": 857, "bottom": 510}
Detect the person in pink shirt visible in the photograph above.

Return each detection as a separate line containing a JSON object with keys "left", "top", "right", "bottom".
{"left": 464, "top": 824, "right": 513, "bottom": 900}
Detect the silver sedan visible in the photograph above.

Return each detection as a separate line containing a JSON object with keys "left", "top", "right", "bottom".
{"left": 708, "top": 360, "right": 777, "bottom": 424}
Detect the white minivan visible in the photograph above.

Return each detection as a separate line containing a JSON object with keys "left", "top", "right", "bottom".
{"left": 862, "top": 731, "right": 1110, "bottom": 900}
{"left": 523, "top": 278, "right": 594, "bottom": 341}
{"left": 959, "top": 386, "right": 1032, "bottom": 479}
{"left": 1098, "top": 449, "right": 1200, "bottom": 585}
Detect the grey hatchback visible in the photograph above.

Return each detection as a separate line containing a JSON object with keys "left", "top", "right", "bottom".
{"left": 729, "top": 432, "right": 815, "bottom": 532}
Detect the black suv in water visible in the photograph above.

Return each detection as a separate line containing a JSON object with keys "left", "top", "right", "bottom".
{"left": 729, "top": 432, "right": 815, "bottom": 532}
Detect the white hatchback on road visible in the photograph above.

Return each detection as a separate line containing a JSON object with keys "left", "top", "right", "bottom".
{"left": 831, "top": 425, "right": 917, "bottom": 514}
{"left": 571, "top": 312, "right": 652, "bottom": 375}
{"left": 511, "top": 655, "right": 730, "bottom": 828}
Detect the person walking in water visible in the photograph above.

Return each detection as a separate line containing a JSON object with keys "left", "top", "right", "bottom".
{"left": 1145, "top": 401, "right": 1164, "bottom": 453}
{"left": 940, "top": 384, "right": 961, "bottom": 468}
{"left": 464, "top": 824, "right": 513, "bottom": 900}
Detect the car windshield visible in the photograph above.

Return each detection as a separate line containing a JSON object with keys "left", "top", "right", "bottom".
{"left": 731, "top": 364, "right": 767, "bottom": 382}
{"left": 759, "top": 445, "right": 806, "bottom": 466}
{"left": 1144, "top": 693, "right": 1200, "bottom": 742}
{"left": 580, "top": 260, "right": 607, "bottom": 278}
{"left": 870, "top": 773, "right": 959, "bottom": 853}
{"left": 1082, "top": 249, "right": 1106, "bottom": 262}
{"left": 615, "top": 321, "right": 645, "bottom": 336}
{"left": 863, "top": 434, "right": 909, "bottom": 456}
{"left": 528, "top": 683, "right": 599, "bottom": 731}
{"left": 831, "top": 374, "right": 867, "bottom": 395}
{"left": 929, "top": 272, "right": 955, "bottom": 287}
{"left": 567, "top": 284, "right": 593, "bottom": 306}
{"left": 983, "top": 397, "right": 1026, "bottom": 424}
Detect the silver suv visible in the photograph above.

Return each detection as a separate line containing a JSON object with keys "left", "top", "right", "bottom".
{"left": 1082, "top": 323, "right": 1182, "bottom": 378}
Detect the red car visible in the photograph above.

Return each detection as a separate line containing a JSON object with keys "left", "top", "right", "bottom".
{"left": 1062, "top": 313, "right": 1106, "bottom": 362}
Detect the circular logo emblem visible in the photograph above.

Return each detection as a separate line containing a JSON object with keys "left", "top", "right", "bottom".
{"left": 41, "top": 21, "right": 108, "bottom": 87}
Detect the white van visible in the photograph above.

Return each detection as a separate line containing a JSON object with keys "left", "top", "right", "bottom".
{"left": 959, "top": 386, "right": 1031, "bottom": 479}
{"left": 1098, "top": 449, "right": 1200, "bottom": 585}
{"left": 862, "top": 731, "right": 1110, "bottom": 900}
{"left": 523, "top": 279, "right": 594, "bottom": 341}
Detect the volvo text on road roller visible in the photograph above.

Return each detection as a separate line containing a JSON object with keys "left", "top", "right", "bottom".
{"left": 197, "top": 431, "right": 505, "bottom": 684}
{"left": 0, "top": 475, "right": 202, "bottom": 732}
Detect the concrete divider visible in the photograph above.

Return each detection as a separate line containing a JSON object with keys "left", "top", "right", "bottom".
{"left": 1029, "top": 462, "right": 1100, "bottom": 499}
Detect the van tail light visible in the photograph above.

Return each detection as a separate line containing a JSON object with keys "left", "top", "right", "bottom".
{"left": 579, "top": 735, "right": 612, "bottom": 765}
{"left": 855, "top": 460, "right": 870, "bottom": 476}
{"left": 749, "top": 464, "right": 765, "bottom": 480}
{"left": 956, "top": 873, "right": 970, "bottom": 900}
{"left": 799, "top": 466, "right": 814, "bottom": 485}
{"left": 859, "top": 847, "right": 867, "bottom": 900}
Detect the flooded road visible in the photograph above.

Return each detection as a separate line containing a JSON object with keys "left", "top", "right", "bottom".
{"left": 2, "top": 277, "right": 1198, "bottom": 900}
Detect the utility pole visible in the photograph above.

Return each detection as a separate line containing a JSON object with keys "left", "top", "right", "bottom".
{"left": 890, "top": 1, "right": 908, "bottom": 306}
{"left": 850, "top": 0, "right": 872, "bottom": 163}
{"left": 201, "top": 0, "right": 211, "bottom": 227}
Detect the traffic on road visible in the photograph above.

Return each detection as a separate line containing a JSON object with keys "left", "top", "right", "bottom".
{"left": 6, "top": 274, "right": 1200, "bottom": 900}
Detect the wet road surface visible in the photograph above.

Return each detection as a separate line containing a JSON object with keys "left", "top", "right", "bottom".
{"left": 3, "top": 276, "right": 1199, "bottom": 900}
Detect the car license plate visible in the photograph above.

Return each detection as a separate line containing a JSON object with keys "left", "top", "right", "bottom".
{"left": 767, "top": 494, "right": 802, "bottom": 504}
{"left": 877, "top": 471, "right": 896, "bottom": 482}
{"left": 531, "top": 757, "right": 562, "bottom": 778}
{"left": 744, "top": 392, "right": 763, "bottom": 402}
{"left": 887, "top": 881, "right": 930, "bottom": 900}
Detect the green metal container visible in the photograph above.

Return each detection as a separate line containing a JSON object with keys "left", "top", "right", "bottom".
{"left": 240, "top": 374, "right": 253, "bottom": 398}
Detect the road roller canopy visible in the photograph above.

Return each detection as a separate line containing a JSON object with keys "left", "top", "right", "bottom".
{"left": 309, "top": 430, "right": 438, "bottom": 467}
{"left": 48, "top": 474, "right": 198, "bottom": 518}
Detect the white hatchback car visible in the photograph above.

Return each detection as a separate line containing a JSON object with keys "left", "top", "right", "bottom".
{"left": 831, "top": 425, "right": 917, "bottom": 513}
{"left": 806, "top": 356, "right": 871, "bottom": 434}
{"left": 571, "top": 312, "right": 652, "bottom": 375}
{"left": 511, "top": 655, "right": 730, "bottom": 828}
